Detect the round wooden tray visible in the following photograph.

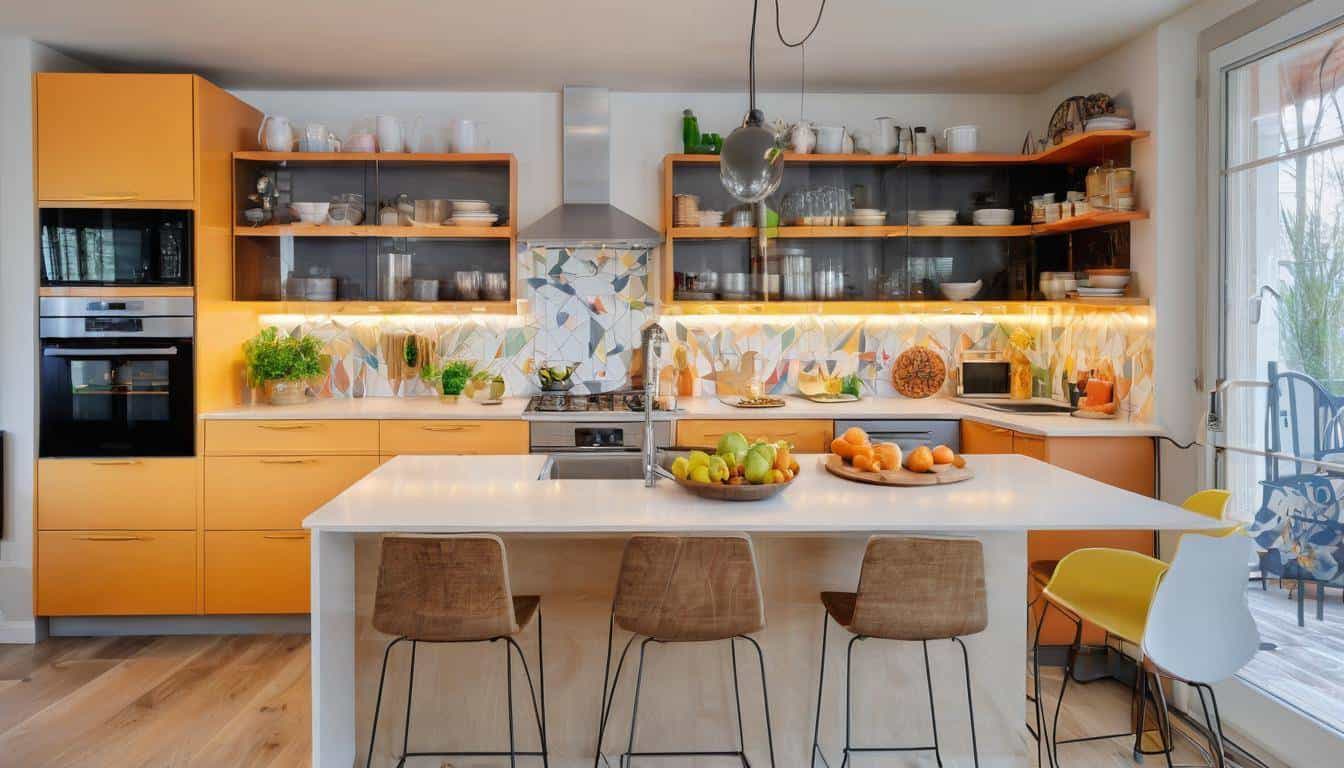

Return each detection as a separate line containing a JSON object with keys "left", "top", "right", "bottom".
{"left": 1070, "top": 408, "right": 1117, "bottom": 420}
{"left": 802, "top": 393, "right": 860, "bottom": 404}
{"left": 719, "top": 397, "right": 787, "bottom": 409}
{"left": 824, "top": 454, "right": 974, "bottom": 487}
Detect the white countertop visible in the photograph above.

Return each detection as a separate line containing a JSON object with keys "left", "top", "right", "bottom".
{"left": 305, "top": 453, "right": 1216, "bottom": 534}
{"left": 203, "top": 396, "right": 1163, "bottom": 437}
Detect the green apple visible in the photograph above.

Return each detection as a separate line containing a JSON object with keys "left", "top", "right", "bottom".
{"left": 715, "top": 431, "right": 750, "bottom": 463}
{"left": 743, "top": 450, "right": 773, "bottom": 484}
{"left": 688, "top": 450, "right": 712, "bottom": 470}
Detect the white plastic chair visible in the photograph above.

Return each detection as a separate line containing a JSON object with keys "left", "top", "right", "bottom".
{"left": 1142, "top": 533, "right": 1261, "bottom": 768}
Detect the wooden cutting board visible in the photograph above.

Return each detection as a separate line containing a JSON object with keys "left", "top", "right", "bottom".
{"left": 824, "top": 454, "right": 974, "bottom": 487}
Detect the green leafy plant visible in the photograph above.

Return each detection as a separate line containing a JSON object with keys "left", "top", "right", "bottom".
{"left": 440, "top": 361, "right": 476, "bottom": 396}
{"left": 243, "top": 327, "right": 325, "bottom": 386}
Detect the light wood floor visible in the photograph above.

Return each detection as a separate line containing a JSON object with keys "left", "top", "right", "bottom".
{"left": 0, "top": 634, "right": 1276, "bottom": 768}
{"left": 1241, "top": 581, "right": 1344, "bottom": 733}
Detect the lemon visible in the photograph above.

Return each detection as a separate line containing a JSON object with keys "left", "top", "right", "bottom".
{"left": 671, "top": 456, "right": 690, "bottom": 480}
{"left": 689, "top": 465, "right": 711, "bottom": 484}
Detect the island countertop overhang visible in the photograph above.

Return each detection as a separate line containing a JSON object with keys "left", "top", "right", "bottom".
{"left": 304, "top": 453, "right": 1222, "bottom": 534}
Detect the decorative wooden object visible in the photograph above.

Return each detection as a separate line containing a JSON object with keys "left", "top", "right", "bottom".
{"left": 891, "top": 346, "right": 947, "bottom": 398}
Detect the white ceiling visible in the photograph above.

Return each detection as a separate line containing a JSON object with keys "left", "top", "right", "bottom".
{"left": 1, "top": 0, "right": 1193, "bottom": 93}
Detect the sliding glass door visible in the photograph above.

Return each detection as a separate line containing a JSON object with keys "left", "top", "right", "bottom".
{"left": 1210, "top": 0, "right": 1344, "bottom": 741}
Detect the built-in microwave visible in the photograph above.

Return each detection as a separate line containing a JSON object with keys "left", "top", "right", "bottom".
{"left": 958, "top": 351, "right": 1011, "bottom": 398}
{"left": 39, "top": 208, "right": 192, "bottom": 286}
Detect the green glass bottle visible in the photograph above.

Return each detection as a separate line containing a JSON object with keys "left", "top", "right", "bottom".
{"left": 682, "top": 109, "right": 700, "bottom": 154}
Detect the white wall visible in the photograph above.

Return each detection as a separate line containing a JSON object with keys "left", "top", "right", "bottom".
{"left": 230, "top": 89, "right": 1035, "bottom": 229}
{"left": 0, "top": 39, "right": 95, "bottom": 639}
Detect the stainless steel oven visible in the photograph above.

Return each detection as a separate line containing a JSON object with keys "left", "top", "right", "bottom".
{"left": 39, "top": 297, "right": 195, "bottom": 458}
{"left": 40, "top": 208, "right": 192, "bottom": 286}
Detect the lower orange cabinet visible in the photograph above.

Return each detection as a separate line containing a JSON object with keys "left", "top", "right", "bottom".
{"left": 38, "top": 458, "right": 196, "bottom": 530}
{"left": 204, "top": 454, "right": 379, "bottom": 529}
{"left": 37, "top": 531, "right": 197, "bottom": 615}
{"left": 204, "top": 531, "right": 309, "bottom": 614}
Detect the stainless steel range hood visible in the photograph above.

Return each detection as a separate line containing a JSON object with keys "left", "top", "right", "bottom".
{"left": 518, "top": 86, "right": 662, "bottom": 249}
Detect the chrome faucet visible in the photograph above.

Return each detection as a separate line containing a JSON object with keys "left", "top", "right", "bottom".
{"left": 641, "top": 323, "right": 668, "bottom": 487}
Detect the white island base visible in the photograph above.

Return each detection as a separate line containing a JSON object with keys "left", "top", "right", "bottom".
{"left": 308, "top": 455, "right": 1221, "bottom": 767}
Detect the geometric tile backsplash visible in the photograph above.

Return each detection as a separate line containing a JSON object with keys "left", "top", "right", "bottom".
{"left": 263, "top": 245, "right": 1156, "bottom": 421}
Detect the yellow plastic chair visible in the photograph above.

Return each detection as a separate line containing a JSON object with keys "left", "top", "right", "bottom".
{"left": 1182, "top": 489, "right": 1231, "bottom": 520}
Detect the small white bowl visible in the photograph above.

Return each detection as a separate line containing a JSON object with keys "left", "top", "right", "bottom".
{"left": 940, "top": 280, "right": 983, "bottom": 301}
{"left": 1086, "top": 273, "right": 1131, "bottom": 289}
{"left": 289, "top": 202, "right": 330, "bottom": 224}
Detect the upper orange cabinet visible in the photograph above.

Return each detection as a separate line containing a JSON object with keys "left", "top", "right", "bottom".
{"left": 36, "top": 73, "right": 196, "bottom": 202}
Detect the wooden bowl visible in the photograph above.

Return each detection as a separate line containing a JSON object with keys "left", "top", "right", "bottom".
{"left": 660, "top": 454, "right": 795, "bottom": 502}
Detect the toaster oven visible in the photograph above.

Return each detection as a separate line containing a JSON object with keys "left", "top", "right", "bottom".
{"left": 958, "top": 351, "right": 1011, "bottom": 397}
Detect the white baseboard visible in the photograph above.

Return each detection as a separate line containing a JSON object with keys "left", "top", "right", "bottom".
{"left": 0, "top": 620, "right": 38, "bottom": 644}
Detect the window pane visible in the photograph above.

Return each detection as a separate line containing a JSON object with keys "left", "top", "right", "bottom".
{"left": 1227, "top": 20, "right": 1344, "bottom": 168}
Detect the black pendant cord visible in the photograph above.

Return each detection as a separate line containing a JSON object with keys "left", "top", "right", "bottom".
{"left": 774, "top": 0, "right": 827, "bottom": 48}
{"left": 745, "top": 0, "right": 829, "bottom": 116}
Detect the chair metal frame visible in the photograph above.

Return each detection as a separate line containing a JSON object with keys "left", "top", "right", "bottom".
{"left": 366, "top": 607, "right": 549, "bottom": 768}
{"left": 809, "top": 609, "right": 980, "bottom": 768}
{"left": 592, "top": 612, "right": 776, "bottom": 768}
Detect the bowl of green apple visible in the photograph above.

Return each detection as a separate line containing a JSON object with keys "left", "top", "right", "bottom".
{"left": 663, "top": 431, "right": 800, "bottom": 501}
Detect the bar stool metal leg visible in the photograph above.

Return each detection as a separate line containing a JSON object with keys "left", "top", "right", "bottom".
{"left": 397, "top": 639, "right": 418, "bottom": 768}
{"left": 810, "top": 609, "right": 831, "bottom": 768}
{"left": 366, "top": 636, "right": 408, "bottom": 768}
{"left": 620, "top": 638, "right": 654, "bottom": 768}
{"left": 952, "top": 637, "right": 981, "bottom": 768}
{"left": 594, "top": 615, "right": 636, "bottom": 768}
{"left": 921, "top": 640, "right": 944, "bottom": 768}
{"left": 730, "top": 638, "right": 747, "bottom": 765}
{"left": 506, "top": 637, "right": 517, "bottom": 768}
{"left": 739, "top": 634, "right": 777, "bottom": 768}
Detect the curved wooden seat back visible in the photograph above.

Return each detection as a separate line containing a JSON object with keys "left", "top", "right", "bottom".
{"left": 851, "top": 536, "right": 988, "bottom": 641}
{"left": 373, "top": 534, "right": 520, "bottom": 642}
{"left": 613, "top": 535, "right": 765, "bottom": 642}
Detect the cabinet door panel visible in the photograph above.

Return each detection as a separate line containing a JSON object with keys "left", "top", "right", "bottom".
{"left": 205, "top": 419, "right": 379, "bottom": 455}
{"left": 676, "top": 420, "right": 833, "bottom": 453}
{"left": 204, "top": 455, "right": 378, "bottom": 529}
{"left": 38, "top": 458, "right": 196, "bottom": 530}
{"left": 204, "top": 531, "right": 309, "bottom": 614}
{"left": 960, "top": 420, "right": 1014, "bottom": 454}
{"left": 379, "top": 420, "right": 528, "bottom": 456}
{"left": 37, "top": 74, "right": 195, "bottom": 202}
{"left": 1012, "top": 432, "right": 1049, "bottom": 461}
{"left": 38, "top": 531, "right": 197, "bottom": 615}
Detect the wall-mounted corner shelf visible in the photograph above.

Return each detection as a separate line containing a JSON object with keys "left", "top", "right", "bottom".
{"left": 233, "top": 224, "right": 513, "bottom": 239}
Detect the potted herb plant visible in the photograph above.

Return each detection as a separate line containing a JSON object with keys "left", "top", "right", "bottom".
{"left": 438, "top": 361, "right": 476, "bottom": 404}
{"left": 244, "top": 327, "right": 326, "bottom": 406}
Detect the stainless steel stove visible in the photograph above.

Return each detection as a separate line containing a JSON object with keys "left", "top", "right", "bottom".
{"left": 527, "top": 389, "right": 672, "bottom": 479}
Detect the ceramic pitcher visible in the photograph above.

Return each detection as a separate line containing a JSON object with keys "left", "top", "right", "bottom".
{"left": 258, "top": 115, "right": 296, "bottom": 152}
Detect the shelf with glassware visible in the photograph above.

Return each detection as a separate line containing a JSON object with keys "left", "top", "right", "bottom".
{"left": 231, "top": 152, "right": 517, "bottom": 307}
{"left": 661, "top": 137, "right": 1144, "bottom": 307}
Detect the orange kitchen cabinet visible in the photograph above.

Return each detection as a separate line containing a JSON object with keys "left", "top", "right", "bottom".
{"left": 204, "top": 419, "right": 380, "bottom": 456}
{"left": 960, "top": 420, "right": 1014, "bottom": 454}
{"left": 37, "top": 531, "right": 197, "bottom": 615}
{"left": 1012, "top": 431, "right": 1049, "bottom": 461}
{"left": 38, "top": 458, "right": 196, "bottom": 530}
{"left": 379, "top": 420, "right": 528, "bottom": 456}
{"left": 204, "top": 454, "right": 378, "bottom": 529}
{"left": 36, "top": 73, "right": 196, "bottom": 202}
{"left": 204, "top": 531, "right": 309, "bottom": 614}
{"left": 676, "top": 419, "right": 833, "bottom": 453}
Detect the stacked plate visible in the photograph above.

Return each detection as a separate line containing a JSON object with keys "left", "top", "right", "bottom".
{"left": 851, "top": 208, "right": 887, "bottom": 226}
{"left": 448, "top": 211, "right": 499, "bottom": 227}
{"left": 915, "top": 209, "right": 958, "bottom": 227}
{"left": 1075, "top": 286, "right": 1127, "bottom": 297}
{"left": 451, "top": 199, "right": 492, "bottom": 214}
{"left": 1084, "top": 116, "right": 1135, "bottom": 131}
{"left": 972, "top": 208, "right": 1015, "bottom": 226}
{"left": 673, "top": 194, "right": 700, "bottom": 227}
{"left": 698, "top": 210, "right": 725, "bottom": 227}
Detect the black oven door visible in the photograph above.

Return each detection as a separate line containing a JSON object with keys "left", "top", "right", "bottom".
{"left": 39, "top": 208, "right": 192, "bottom": 286}
{"left": 39, "top": 339, "right": 195, "bottom": 457}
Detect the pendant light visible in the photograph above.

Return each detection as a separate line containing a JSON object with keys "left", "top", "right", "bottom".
{"left": 720, "top": 0, "right": 828, "bottom": 203}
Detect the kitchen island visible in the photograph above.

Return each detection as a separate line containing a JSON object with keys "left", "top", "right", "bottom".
{"left": 306, "top": 452, "right": 1218, "bottom": 768}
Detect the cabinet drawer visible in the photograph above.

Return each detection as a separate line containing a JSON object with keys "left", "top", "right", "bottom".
{"left": 37, "top": 531, "right": 196, "bottom": 616}
{"left": 960, "top": 420, "right": 1015, "bottom": 454}
{"left": 205, "top": 420, "right": 379, "bottom": 455}
{"left": 37, "top": 74, "right": 195, "bottom": 202}
{"left": 204, "top": 455, "right": 378, "bottom": 529}
{"left": 675, "top": 419, "right": 833, "bottom": 453}
{"left": 1012, "top": 432, "right": 1049, "bottom": 461}
{"left": 38, "top": 458, "right": 196, "bottom": 530}
{"left": 379, "top": 420, "right": 528, "bottom": 455}
{"left": 204, "top": 531, "right": 309, "bottom": 614}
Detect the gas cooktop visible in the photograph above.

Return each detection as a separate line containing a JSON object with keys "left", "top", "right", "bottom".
{"left": 526, "top": 389, "right": 667, "bottom": 413}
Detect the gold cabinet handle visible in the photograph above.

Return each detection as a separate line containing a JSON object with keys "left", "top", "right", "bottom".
{"left": 90, "top": 459, "right": 142, "bottom": 466}
{"left": 420, "top": 424, "right": 479, "bottom": 432}
{"left": 988, "top": 426, "right": 1012, "bottom": 435}
{"left": 262, "top": 533, "right": 307, "bottom": 540}
{"left": 76, "top": 194, "right": 139, "bottom": 201}
{"left": 259, "top": 458, "right": 315, "bottom": 465}
{"left": 257, "top": 423, "right": 315, "bottom": 431}
{"left": 1016, "top": 433, "right": 1045, "bottom": 442}
{"left": 73, "top": 535, "right": 142, "bottom": 542}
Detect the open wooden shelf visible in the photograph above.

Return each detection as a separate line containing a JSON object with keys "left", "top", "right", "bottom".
{"left": 669, "top": 226, "right": 758, "bottom": 239}
{"left": 252, "top": 300, "right": 518, "bottom": 315}
{"left": 661, "top": 299, "right": 1148, "bottom": 315}
{"left": 1031, "top": 210, "right": 1148, "bottom": 235}
{"left": 1064, "top": 295, "right": 1149, "bottom": 307}
{"left": 234, "top": 224, "right": 513, "bottom": 239}
{"left": 233, "top": 151, "right": 514, "bottom": 164}
{"left": 665, "top": 131, "right": 1148, "bottom": 168}
{"left": 908, "top": 225, "right": 1033, "bottom": 238}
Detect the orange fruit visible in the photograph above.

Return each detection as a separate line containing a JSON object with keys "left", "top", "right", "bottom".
{"left": 875, "top": 442, "right": 902, "bottom": 469}
{"left": 789, "top": 457, "right": 800, "bottom": 474}
{"left": 952, "top": 454, "right": 967, "bottom": 469}
{"left": 831, "top": 437, "right": 855, "bottom": 460}
{"left": 906, "top": 445, "right": 935, "bottom": 473}
{"left": 931, "top": 445, "right": 955, "bottom": 465}
{"left": 842, "top": 426, "right": 869, "bottom": 446}
{"left": 851, "top": 443, "right": 874, "bottom": 463}
{"left": 870, "top": 458, "right": 884, "bottom": 472}
{"left": 852, "top": 454, "right": 874, "bottom": 472}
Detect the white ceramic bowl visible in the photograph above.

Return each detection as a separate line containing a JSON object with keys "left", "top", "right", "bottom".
{"left": 1086, "top": 273, "right": 1131, "bottom": 289}
{"left": 289, "top": 202, "right": 330, "bottom": 224}
{"left": 940, "top": 280, "right": 982, "bottom": 301}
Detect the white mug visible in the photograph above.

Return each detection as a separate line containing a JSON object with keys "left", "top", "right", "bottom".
{"left": 914, "top": 132, "right": 935, "bottom": 156}
{"left": 943, "top": 124, "right": 979, "bottom": 154}
{"left": 814, "top": 124, "right": 845, "bottom": 154}
{"left": 305, "top": 123, "right": 330, "bottom": 153}
{"left": 376, "top": 115, "right": 403, "bottom": 153}
{"left": 451, "top": 119, "right": 481, "bottom": 152}
{"left": 873, "top": 117, "right": 898, "bottom": 155}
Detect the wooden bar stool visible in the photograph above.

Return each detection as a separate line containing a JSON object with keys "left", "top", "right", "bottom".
{"left": 810, "top": 536, "right": 988, "bottom": 768}
{"left": 367, "top": 534, "right": 548, "bottom": 768}
{"left": 592, "top": 534, "right": 775, "bottom": 768}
